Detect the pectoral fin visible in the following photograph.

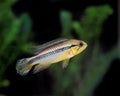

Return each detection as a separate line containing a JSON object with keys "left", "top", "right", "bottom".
{"left": 62, "top": 59, "right": 70, "bottom": 68}
{"left": 33, "top": 64, "right": 51, "bottom": 74}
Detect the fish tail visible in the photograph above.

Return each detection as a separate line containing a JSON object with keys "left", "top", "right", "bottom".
{"left": 16, "top": 58, "right": 33, "bottom": 76}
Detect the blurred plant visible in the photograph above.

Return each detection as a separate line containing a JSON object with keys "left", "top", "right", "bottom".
{"left": 0, "top": 0, "right": 32, "bottom": 88}
{"left": 50, "top": 5, "right": 119, "bottom": 96}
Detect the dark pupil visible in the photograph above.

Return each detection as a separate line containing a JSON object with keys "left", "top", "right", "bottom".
{"left": 79, "top": 42, "right": 83, "bottom": 46}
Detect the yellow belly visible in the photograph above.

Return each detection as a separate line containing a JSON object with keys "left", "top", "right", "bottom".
{"left": 51, "top": 49, "right": 74, "bottom": 64}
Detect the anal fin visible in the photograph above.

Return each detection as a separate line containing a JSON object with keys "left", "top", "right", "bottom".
{"left": 62, "top": 59, "right": 70, "bottom": 69}
{"left": 33, "top": 64, "right": 51, "bottom": 74}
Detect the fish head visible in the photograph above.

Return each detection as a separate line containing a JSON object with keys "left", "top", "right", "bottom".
{"left": 70, "top": 40, "right": 87, "bottom": 55}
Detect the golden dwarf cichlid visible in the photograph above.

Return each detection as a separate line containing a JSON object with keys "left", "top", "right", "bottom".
{"left": 16, "top": 38, "right": 87, "bottom": 76}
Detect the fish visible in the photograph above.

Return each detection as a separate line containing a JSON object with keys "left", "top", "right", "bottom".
{"left": 16, "top": 38, "right": 87, "bottom": 76}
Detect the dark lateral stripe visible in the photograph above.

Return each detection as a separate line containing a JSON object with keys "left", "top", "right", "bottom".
{"left": 33, "top": 38, "right": 68, "bottom": 54}
{"left": 28, "top": 46, "right": 72, "bottom": 64}
{"left": 36, "top": 39, "right": 70, "bottom": 55}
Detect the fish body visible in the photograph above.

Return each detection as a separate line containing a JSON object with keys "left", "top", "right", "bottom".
{"left": 16, "top": 38, "right": 87, "bottom": 75}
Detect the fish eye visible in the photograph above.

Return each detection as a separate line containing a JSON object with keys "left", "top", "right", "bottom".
{"left": 79, "top": 42, "right": 83, "bottom": 46}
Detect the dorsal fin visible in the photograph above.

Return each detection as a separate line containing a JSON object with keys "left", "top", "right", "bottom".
{"left": 31, "top": 38, "right": 68, "bottom": 55}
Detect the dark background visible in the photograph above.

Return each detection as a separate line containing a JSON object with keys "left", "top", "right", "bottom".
{"left": 2, "top": 0, "right": 118, "bottom": 96}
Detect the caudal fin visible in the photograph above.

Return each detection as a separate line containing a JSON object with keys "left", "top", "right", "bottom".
{"left": 16, "top": 58, "right": 33, "bottom": 76}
